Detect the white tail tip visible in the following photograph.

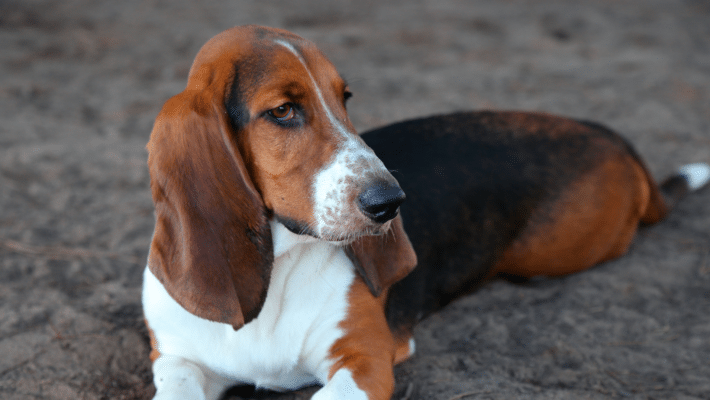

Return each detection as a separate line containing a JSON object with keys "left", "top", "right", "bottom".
{"left": 678, "top": 162, "right": 710, "bottom": 190}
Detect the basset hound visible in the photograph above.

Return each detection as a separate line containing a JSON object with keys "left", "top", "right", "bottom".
{"left": 142, "top": 25, "right": 710, "bottom": 400}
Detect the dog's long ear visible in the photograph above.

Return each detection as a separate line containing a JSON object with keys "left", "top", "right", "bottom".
{"left": 345, "top": 215, "right": 418, "bottom": 297}
{"left": 146, "top": 84, "right": 272, "bottom": 330}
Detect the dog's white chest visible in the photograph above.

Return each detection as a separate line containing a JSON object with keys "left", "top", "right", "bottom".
{"left": 143, "top": 226, "right": 356, "bottom": 391}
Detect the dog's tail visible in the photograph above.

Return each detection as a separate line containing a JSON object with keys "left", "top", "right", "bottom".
{"left": 642, "top": 162, "right": 710, "bottom": 224}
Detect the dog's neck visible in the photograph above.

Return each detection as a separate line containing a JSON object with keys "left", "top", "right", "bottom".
{"left": 270, "top": 220, "right": 324, "bottom": 259}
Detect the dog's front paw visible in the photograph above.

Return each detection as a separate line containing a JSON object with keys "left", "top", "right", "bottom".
{"left": 151, "top": 355, "right": 232, "bottom": 400}
{"left": 152, "top": 368, "right": 208, "bottom": 400}
{"left": 311, "top": 369, "right": 369, "bottom": 400}
{"left": 153, "top": 389, "right": 205, "bottom": 400}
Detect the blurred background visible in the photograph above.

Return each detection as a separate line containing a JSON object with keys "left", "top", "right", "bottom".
{"left": 1, "top": 1, "right": 709, "bottom": 399}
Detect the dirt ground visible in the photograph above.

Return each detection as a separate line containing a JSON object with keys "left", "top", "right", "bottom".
{"left": 1, "top": 0, "right": 709, "bottom": 399}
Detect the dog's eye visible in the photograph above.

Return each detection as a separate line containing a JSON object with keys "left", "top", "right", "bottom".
{"left": 268, "top": 104, "right": 295, "bottom": 122}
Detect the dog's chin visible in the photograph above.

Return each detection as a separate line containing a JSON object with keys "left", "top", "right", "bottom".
{"left": 318, "top": 220, "right": 393, "bottom": 246}
{"left": 276, "top": 214, "right": 393, "bottom": 245}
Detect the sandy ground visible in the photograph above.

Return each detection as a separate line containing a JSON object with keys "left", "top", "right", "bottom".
{"left": 1, "top": 0, "right": 709, "bottom": 399}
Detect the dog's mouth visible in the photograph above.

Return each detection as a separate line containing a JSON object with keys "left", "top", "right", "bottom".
{"left": 276, "top": 214, "right": 394, "bottom": 246}
{"left": 321, "top": 220, "right": 394, "bottom": 246}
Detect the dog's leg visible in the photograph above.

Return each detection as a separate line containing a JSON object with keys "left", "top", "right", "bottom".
{"left": 492, "top": 153, "right": 658, "bottom": 277}
{"left": 312, "top": 360, "right": 394, "bottom": 400}
{"left": 312, "top": 280, "right": 397, "bottom": 400}
{"left": 493, "top": 154, "right": 710, "bottom": 278}
{"left": 152, "top": 355, "right": 232, "bottom": 400}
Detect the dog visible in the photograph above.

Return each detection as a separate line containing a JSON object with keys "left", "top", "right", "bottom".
{"left": 142, "top": 25, "right": 710, "bottom": 400}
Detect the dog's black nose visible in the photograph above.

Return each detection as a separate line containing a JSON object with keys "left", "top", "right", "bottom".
{"left": 358, "top": 182, "right": 406, "bottom": 223}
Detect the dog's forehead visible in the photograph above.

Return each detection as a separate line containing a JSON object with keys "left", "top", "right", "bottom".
{"left": 255, "top": 31, "right": 342, "bottom": 86}
{"left": 188, "top": 26, "right": 341, "bottom": 90}
{"left": 247, "top": 25, "right": 324, "bottom": 59}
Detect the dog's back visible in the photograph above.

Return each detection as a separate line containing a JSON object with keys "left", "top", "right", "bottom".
{"left": 362, "top": 111, "right": 710, "bottom": 334}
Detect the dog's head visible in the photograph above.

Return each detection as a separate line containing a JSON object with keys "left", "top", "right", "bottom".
{"left": 146, "top": 25, "right": 416, "bottom": 329}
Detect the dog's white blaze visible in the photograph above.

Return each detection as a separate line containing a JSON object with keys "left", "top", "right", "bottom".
{"left": 274, "top": 39, "right": 389, "bottom": 238}
{"left": 144, "top": 221, "right": 357, "bottom": 399}
{"left": 273, "top": 40, "right": 349, "bottom": 138}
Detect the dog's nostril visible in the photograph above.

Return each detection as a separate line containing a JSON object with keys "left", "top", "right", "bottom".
{"left": 358, "top": 183, "right": 406, "bottom": 223}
